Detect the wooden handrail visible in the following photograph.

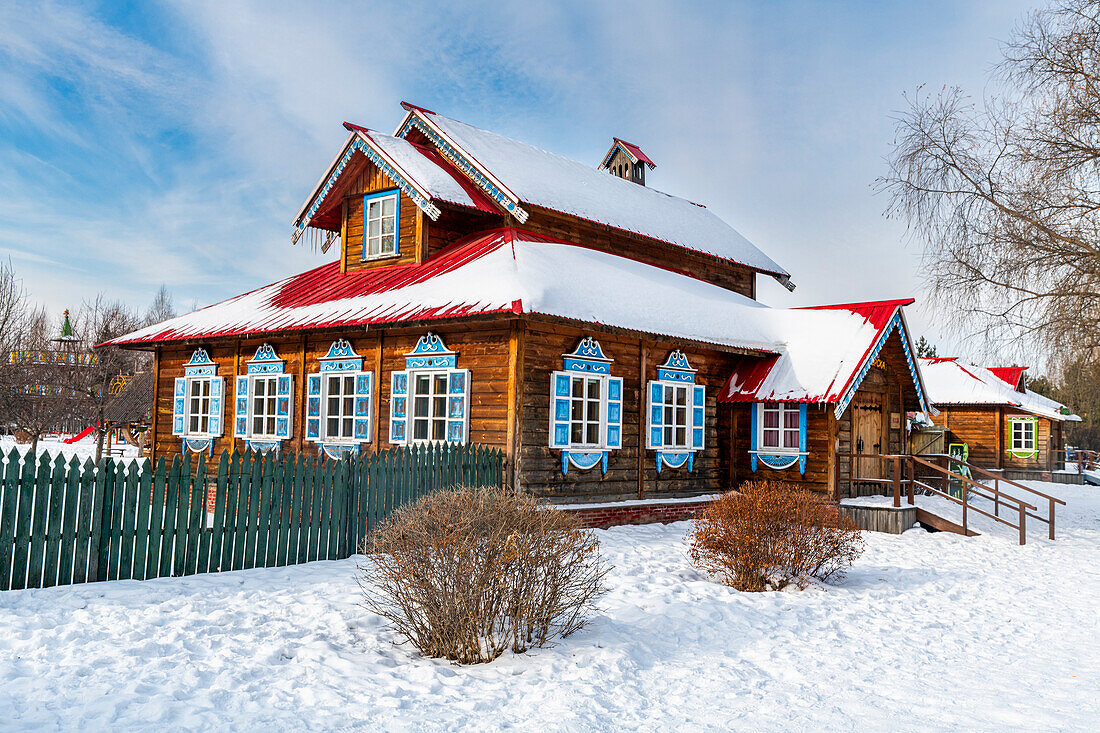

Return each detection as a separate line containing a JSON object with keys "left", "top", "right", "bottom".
{"left": 836, "top": 451, "right": 1060, "bottom": 544}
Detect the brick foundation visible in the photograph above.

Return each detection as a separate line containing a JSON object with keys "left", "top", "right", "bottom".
{"left": 559, "top": 498, "right": 714, "bottom": 529}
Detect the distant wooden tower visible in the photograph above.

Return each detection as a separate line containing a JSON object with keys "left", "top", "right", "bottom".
{"left": 600, "top": 138, "right": 655, "bottom": 186}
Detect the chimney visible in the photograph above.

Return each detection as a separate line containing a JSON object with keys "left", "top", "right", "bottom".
{"left": 599, "top": 138, "right": 655, "bottom": 186}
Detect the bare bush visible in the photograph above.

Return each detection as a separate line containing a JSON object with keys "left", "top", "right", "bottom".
{"left": 689, "top": 481, "right": 864, "bottom": 592}
{"left": 359, "top": 486, "right": 609, "bottom": 664}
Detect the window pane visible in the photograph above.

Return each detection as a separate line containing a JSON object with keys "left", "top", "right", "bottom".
{"left": 571, "top": 400, "right": 583, "bottom": 421}
{"left": 368, "top": 219, "right": 381, "bottom": 236}
{"left": 587, "top": 379, "right": 601, "bottom": 399}
{"left": 381, "top": 197, "right": 395, "bottom": 216}
{"left": 585, "top": 422, "right": 599, "bottom": 444}
{"left": 381, "top": 216, "right": 395, "bottom": 235}
{"left": 413, "top": 419, "right": 428, "bottom": 440}
{"left": 784, "top": 408, "right": 799, "bottom": 429}
{"left": 664, "top": 426, "right": 674, "bottom": 445}
{"left": 783, "top": 430, "right": 799, "bottom": 449}
{"left": 763, "top": 429, "right": 780, "bottom": 448}
{"left": 571, "top": 423, "right": 583, "bottom": 443}
{"left": 572, "top": 378, "right": 583, "bottom": 397}
{"left": 763, "top": 409, "right": 779, "bottom": 429}
{"left": 586, "top": 400, "right": 600, "bottom": 422}
{"left": 414, "top": 397, "right": 429, "bottom": 418}
{"left": 433, "top": 396, "right": 446, "bottom": 418}
{"left": 369, "top": 200, "right": 380, "bottom": 217}
{"left": 432, "top": 420, "right": 445, "bottom": 441}
{"left": 676, "top": 427, "right": 687, "bottom": 446}
{"left": 327, "top": 417, "right": 338, "bottom": 435}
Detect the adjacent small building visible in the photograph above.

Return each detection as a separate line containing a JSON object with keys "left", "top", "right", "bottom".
{"left": 918, "top": 357, "right": 1080, "bottom": 472}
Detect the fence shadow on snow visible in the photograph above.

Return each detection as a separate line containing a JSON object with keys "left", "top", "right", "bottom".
{"left": 0, "top": 444, "right": 504, "bottom": 591}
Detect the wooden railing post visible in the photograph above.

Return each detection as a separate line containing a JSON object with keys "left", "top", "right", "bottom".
{"left": 907, "top": 459, "right": 914, "bottom": 505}
{"left": 994, "top": 478, "right": 1000, "bottom": 518}
{"left": 892, "top": 457, "right": 900, "bottom": 508}
{"left": 1049, "top": 497, "right": 1056, "bottom": 541}
{"left": 1019, "top": 505, "right": 1026, "bottom": 546}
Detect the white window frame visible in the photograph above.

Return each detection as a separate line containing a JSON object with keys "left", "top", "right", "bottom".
{"left": 409, "top": 369, "right": 452, "bottom": 445}
{"left": 568, "top": 373, "right": 606, "bottom": 449}
{"left": 651, "top": 381, "right": 691, "bottom": 450}
{"left": 249, "top": 375, "right": 280, "bottom": 440}
{"left": 758, "top": 402, "right": 801, "bottom": 454}
{"left": 185, "top": 375, "right": 218, "bottom": 437}
{"left": 363, "top": 191, "right": 398, "bottom": 260}
{"left": 321, "top": 372, "right": 358, "bottom": 444}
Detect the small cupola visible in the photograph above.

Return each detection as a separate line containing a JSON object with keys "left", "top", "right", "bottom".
{"left": 599, "top": 138, "right": 655, "bottom": 186}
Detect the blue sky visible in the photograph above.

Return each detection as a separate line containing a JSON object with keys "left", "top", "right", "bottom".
{"left": 0, "top": 0, "right": 1036, "bottom": 358}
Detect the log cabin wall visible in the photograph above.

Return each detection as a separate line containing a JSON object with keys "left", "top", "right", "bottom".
{"left": 729, "top": 403, "right": 835, "bottom": 496}
{"left": 517, "top": 320, "right": 742, "bottom": 503}
{"left": 340, "top": 163, "right": 424, "bottom": 271}
{"left": 928, "top": 406, "right": 1000, "bottom": 468}
{"left": 150, "top": 321, "right": 513, "bottom": 465}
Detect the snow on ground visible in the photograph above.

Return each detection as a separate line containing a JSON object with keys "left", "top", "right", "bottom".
{"left": 2, "top": 483, "right": 1099, "bottom": 731}
{"left": 0, "top": 435, "right": 140, "bottom": 464}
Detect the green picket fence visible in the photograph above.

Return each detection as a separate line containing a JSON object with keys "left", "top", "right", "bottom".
{"left": 0, "top": 443, "right": 504, "bottom": 591}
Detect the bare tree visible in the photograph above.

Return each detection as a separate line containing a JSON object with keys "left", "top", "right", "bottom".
{"left": 145, "top": 284, "right": 176, "bottom": 326}
{"left": 879, "top": 0, "right": 1100, "bottom": 354}
{"left": 75, "top": 296, "right": 144, "bottom": 462}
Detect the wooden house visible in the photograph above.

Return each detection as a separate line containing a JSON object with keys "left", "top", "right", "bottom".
{"left": 918, "top": 358, "right": 1080, "bottom": 472}
{"left": 104, "top": 102, "right": 931, "bottom": 507}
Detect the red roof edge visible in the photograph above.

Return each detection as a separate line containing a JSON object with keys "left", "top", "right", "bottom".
{"left": 613, "top": 138, "right": 655, "bottom": 168}
{"left": 401, "top": 101, "right": 437, "bottom": 115}
{"left": 988, "top": 366, "right": 1028, "bottom": 389}
{"left": 343, "top": 121, "right": 371, "bottom": 133}
{"left": 798, "top": 297, "right": 915, "bottom": 312}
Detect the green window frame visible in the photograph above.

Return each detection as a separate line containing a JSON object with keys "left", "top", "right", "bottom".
{"left": 1008, "top": 416, "right": 1039, "bottom": 459}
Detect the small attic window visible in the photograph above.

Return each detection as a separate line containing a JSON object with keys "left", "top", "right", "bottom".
{"left": 363, "top": 190, "right": 399, "bottom": 259}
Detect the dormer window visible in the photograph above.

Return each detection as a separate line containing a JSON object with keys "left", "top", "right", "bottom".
{"left": 364, "top": 190, "right": 399, "bottom": 259}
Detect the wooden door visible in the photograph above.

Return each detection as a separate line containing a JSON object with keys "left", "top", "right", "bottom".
{"left": 853, "top": 395, "right": 884, "bottom": 479}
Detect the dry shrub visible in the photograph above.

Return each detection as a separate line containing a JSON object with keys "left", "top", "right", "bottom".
{"left": 359, "top": 486, "right": 609, "bottom": 664}
{"left": 689, "top": 480, "right": 864, "bottom": 592}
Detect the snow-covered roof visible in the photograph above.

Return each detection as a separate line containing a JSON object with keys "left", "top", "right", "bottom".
{"left": 394, "top": 105, "right": 791, "bottom": 280}
{"left": 918, "top": 358, "right": 1079, "bottom": 422}
{"left": 720, "top": 299, "right": 929, "bottom": 417}
{"left": 105, "top": 228, "right": 920, "bottom": 416}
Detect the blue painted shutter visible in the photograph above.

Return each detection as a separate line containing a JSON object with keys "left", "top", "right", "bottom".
{"left": 798, "top": 402, "right": 808, "bottom": 475}
{"left": 446, "top": 369, "right": 470, "bottom": 443}
{"left": 208, "top": 377, "right": 225, "bottom": 437}
{"left": 389, "top": 370, "right": 408, "bottom": 444}
{"left": 692, "top": 385, "right": 706, "bottom": 450}
{"left": 647, "top": 381, "right": 664, "bottom": 449}
{"left": 750, "top": 403, "right": 759, "bottom": 472}
{"left": 172, "top": 378, "right": 187, "bottom": 436}
{"left": 234, "top": 376, "right": 249, "bottom": 438}
{"left": 354, "top": 371, "right": 373, "bottom": 442}
{"left": 275, "top": 375, "right": 294, "bottom": 440}
{"left": 549, "top": 371, "right": 571, "bottom": 449}
{"left": 605, "top": 376, "right": 623, "bottom": 449}
{"left": 306, "top": 374, "right": 322, "bottom": 441}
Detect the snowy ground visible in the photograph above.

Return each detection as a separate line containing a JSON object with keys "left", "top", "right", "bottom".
{"left": 0, "top": 435, "right": 140, "bottom": 463}
{"left": 2, "top": 483, "right": 1099, "bottom": 731}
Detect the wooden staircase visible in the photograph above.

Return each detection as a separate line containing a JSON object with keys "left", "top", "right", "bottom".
{"left": 838, "top": 453, "right": 1065, "bottom": 545}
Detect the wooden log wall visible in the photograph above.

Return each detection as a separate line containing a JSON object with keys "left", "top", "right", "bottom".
{"left": 340, "top": 163, "right": 423, "bottom": 271}
{"left": 150, "top": 322, "right": 512, "bottom": 466}
{"left": 930, "top": 406, "right": 1063, "bottom": 471}
{"left": 729, "top": 404, "right": 834, "bottom": 496}
{"left": 516, "top": 321, "right": 739, "bottom": 503}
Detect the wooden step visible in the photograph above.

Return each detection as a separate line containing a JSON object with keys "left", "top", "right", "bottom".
{"left": 915, "top": 507, "right": 980, "bottom": 537}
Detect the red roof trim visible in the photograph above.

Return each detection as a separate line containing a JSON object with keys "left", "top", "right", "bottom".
{"left": 400, "top": 101, "right": 437, "bottom": 115}
{"left": 613, "top": 138, "right": 655, "bottom": 167}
